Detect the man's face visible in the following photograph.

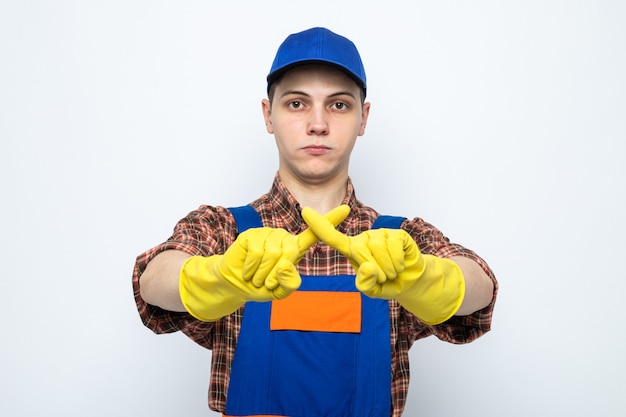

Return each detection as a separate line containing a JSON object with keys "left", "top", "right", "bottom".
{"left": 262, "top": 64, "right": 370, "bottom": 187}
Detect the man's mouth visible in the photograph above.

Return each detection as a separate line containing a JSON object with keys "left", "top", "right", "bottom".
{"left": 303, "top": 145, "right": 331, "bottom": 155}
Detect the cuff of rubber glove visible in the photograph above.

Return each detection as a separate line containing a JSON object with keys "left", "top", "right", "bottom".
{"left": 179, "top": 255, "right": 239, "bottom": 322}
{"left": 400, "top": 256, "right": 466, "bottom": 325}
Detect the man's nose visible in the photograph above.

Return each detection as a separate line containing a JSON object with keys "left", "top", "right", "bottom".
{"left": 307, "top": 106, "right": 329, "bottom": 136}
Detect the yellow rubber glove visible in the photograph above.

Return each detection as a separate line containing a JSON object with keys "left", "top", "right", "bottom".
{"left": 180, "top": 205, "right": 351, "bottom": 321}
{"left": 301, "top": 208, "right": 465, "bottom": 325}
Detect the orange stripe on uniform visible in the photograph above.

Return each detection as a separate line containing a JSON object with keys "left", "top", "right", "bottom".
{"left": 270, "top": 291, "right": 362, "bottom": 333}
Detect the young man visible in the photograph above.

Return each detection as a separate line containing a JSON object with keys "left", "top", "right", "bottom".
{"left": 133, "top": 27, "right": 497, "bottom": 417}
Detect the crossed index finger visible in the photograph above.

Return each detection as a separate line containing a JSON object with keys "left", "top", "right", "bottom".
{"left": 301, "top": 206, "right": 355, "bottom": 260}
{"left": 296, "top": 204, "right": 351, "bottom": 258}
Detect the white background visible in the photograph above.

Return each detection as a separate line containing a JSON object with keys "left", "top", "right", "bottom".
{"left": 1, "top": 1, "right": 625, "bottom": 416}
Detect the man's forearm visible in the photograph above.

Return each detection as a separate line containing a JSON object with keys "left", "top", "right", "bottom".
{"left": 452, "top": 256, "right": 494, "bottom": 316}
{"left": 140, "top": 250, "right": 191, "bottom": 312}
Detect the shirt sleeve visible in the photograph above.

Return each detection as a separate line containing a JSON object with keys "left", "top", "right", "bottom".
{"left": 401, "top": 217, "right": 498, "bottom": 345}
{"left": 132, "top": 205, "right": 238, "bottom": 349}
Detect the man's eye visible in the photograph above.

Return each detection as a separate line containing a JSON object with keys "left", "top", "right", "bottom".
{"left": 288, "top": 101, "right": 302, "bottom": 109}
{"left": 332, "top": 102, "right": 348, "bottom": 110}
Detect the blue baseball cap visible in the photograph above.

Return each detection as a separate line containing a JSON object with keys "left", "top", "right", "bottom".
{"left": 267, "top": 27, "right": 367, "bottom": 96}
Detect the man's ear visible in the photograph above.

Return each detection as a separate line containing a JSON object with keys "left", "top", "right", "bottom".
{"left": 358, "top": 102, "right": 371, "bottom": 136}
{"left": 262, "top": 98, "right": 274, "bottom": 134}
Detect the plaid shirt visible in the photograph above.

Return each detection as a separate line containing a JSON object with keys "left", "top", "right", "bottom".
{"left": 132, "top": 173, "right": 497, "bottom": 416}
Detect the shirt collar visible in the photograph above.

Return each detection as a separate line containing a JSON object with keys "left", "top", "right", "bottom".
{"left": 268, "top": 172, "right": 359, "bottom": 234}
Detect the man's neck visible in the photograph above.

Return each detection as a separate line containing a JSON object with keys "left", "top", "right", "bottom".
{"left": 279, "top": 172, "right": 348, "bottom": 214}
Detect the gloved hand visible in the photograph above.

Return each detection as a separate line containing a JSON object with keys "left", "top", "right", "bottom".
{"left": 301, "top": 208, "right": 465, "bottom": 325}
{"left": 180, "top": 205, "right": 351, "bottom": 321}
